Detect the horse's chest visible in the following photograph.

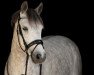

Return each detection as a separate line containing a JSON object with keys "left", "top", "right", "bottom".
{"left": 8, "top": 54, "right": 40, "bottom": 75}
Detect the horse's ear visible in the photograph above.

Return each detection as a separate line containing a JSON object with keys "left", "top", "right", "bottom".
{"left": 35, "top": 2, "right": 43, "bottom": 15}
{"left": 20, "top": 1, "right": 28, "bottom": 14}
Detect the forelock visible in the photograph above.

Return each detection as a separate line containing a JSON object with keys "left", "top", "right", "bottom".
{"left": 11, "top": 8, "right": 43, "bottom": 29}
{"left": 26, "top": 8, "right": 43, "bottom": 25}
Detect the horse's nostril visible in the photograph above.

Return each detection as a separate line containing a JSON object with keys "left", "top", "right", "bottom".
{"left": 36, "top": 54, "right": 41, "bottom": 59}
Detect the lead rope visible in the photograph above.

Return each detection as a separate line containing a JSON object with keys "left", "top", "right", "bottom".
{"left": 24, "top": 44, "right": 39, "bottom": 75}
{"left": 24, "top": 47, "right": 42, "bottom": 75}
{"left": 40, "top": 64, "right": 42, "bottom": 75}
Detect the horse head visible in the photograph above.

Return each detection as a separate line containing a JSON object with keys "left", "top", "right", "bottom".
{"left": 11, "top": 1, "right": 46, "bottom": 64}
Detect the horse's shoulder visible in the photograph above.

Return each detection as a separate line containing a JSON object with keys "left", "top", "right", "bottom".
{"left": 43, "top": 35, "right": 76, "bottom": 46}
{"left": 43, "top": 35, "right": 80, "bottom": 57}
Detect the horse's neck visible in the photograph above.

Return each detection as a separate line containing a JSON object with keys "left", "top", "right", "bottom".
{"left": 11, "top": 24, "right": 23, "bottom": 54}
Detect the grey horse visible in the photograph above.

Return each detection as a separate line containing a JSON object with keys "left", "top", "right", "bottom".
{"left": 4, "top": 1, "right": 82, "bottom": 75}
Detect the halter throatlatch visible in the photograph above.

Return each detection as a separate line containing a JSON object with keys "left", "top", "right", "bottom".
{"left": 16, "top": 15, "right": 43, "bottom": 75}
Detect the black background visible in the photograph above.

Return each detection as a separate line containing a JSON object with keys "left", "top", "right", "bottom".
{"left": 0, "top": 0, "right": 93, "bottom": 75}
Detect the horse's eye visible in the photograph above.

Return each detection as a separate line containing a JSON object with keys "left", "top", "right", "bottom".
{"left": 22, "top": 27, "right": 28, "bottom": 31}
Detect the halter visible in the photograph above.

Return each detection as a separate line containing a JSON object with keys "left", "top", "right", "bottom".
{"left": 7, "top": 15, "right": 43, "bottom": 75}
{"left": 17, "top": 16, "right": 44, "bottom": 52}
{"left": 17, "top": 15, "right": 43, "bottom": 75}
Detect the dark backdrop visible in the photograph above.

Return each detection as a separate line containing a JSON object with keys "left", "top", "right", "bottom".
{"left": 0, "top": 0, "right": 93, "bottom": 75}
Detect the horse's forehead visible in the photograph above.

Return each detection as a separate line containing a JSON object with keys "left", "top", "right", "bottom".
{"left": 26, "top": 9, "right": 43, "bottom": 25}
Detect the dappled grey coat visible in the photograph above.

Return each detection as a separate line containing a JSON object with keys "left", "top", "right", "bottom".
{"left": 42, "top": 36, "right": 82, "bottom": 75}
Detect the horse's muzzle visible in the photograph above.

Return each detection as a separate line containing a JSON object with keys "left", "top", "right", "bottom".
{"left": 31, "top": 52, "right": 46, "bottom": 64}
